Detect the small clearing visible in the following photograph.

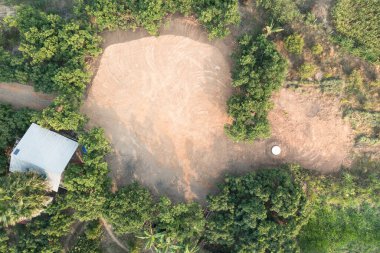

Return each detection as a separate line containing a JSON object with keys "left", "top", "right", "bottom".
{"left": 0, "top": 82, "right": 54, "bottom": 109}
{"left": 83, "top": 18, "right": 353, "bottom": 202}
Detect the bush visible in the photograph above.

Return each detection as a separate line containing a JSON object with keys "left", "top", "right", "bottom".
{"left": 225, "top": 34, "right": 287, "bottom": 142}
{"left": 332, "top": 0, "right": 380, "bottom": 63}
{"left": 284, "top": 34, "right": 304, "bottom": 55}
{"left": 103, "top": 183, "right": 154, "bottom": 235}
{"left": 69, "top": 221, "right": 103, "bottom": 253}
{"left": 5, "top": 6, "right": 101, "bottom": 93}
{"left": 298, "top": 63, "right": 317, "bottom": 80}
{"left": 0, "top": 172, "right": 50, "bottom": 227}
{"left": 77, "top": 0, "right": 240, "bottom": 39}
{"left": 205, "top": 165, "right": 310, "bottom": 252}
{"left": 193, "top": 0, "right": 240, "bottom": 39}
{"left": 256, "top": 0, "right": 302, "bottom": 24}
{"left": 311, "top": 43, "right": 323, "bottom": 55}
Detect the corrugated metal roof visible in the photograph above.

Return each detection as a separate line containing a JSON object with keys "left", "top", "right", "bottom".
{"left": 10, "top": 123, "right": 78, "bottom": 191}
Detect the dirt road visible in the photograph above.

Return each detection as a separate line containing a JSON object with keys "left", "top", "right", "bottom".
{"left": 83, "top": 17, "right": 354, "bottom": 202}
{"left": 0, "top": 82, "right": 54, "bottom": 109}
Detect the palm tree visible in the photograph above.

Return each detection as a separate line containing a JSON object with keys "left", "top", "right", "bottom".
{"left": 263, "top": 21, "right": 284, "bottom": 37}
{"left": 0, "top": 172, "right": 49, "bottom": 227}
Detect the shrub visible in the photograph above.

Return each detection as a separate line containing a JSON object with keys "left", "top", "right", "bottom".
{"left": 332, "top": 0, "right": 380, "bottom": 63}
{"left": 298, "top": 63, "right": 317, "bottom": 80}
{"left": 285, "top": 34, "right": 304, "bottom": 55}
{"left": 69, "top": 221, "right": 103, "bottom": 253}
{"left": 193, "top": 0, "right": 240, "bottom": 39}
{"left": 205, "top": 165, "right": 310, "bottom": 252}
{"left": 225, "top": 34, "right": 287, "bottom": 142}
{"left": 256, "top": 0, "right": 302, "bottom": 24}
{"left": 311, "top": 43, "right": 323, "bottom": 55}
{"left": 103, "top": 183, "right": 154, "bottom": 235}
{"left": 0, "top": 172, "right": 50, "bottom": 227}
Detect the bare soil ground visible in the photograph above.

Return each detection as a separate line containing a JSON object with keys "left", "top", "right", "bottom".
{"left": 0, "top": 82, "right": 54, "bottom": 109}
{"left": 83, "top": 17, "right": 353, "bottom": 202}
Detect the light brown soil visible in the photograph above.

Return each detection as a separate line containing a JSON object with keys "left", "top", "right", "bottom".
{"left": 83, "top": 18, "right": 353, "bottom": 202}
{"left": 0, "top": 82, "right": 54, "bottom": 109}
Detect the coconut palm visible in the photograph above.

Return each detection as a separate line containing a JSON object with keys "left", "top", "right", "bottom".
{"left": 263, "top": 21, "right": 284, "bottom": 37}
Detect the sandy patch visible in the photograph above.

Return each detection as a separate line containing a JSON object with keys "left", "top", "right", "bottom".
{"left": 0, "top": 82, "right": 54, "bottom": 110}
{"left": 82, "top": 18, "right": 353, "bottom": 202}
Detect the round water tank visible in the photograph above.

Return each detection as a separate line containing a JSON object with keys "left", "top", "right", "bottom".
{"left": 271, "top": 145, "right": 281, "bottom": 156}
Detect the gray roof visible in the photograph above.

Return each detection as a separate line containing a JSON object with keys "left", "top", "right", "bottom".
{"left": 10, "top": 123, "right": 78, "bottom": 191}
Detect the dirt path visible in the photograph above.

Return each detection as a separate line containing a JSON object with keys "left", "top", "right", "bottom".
{"left": 83, "top": 17, "right": 354, "bottom": 202}
{"left": 100, "top": 218, "right": 129, "bottom": 252}
{"left": 0, "top": 82, "right": 54, "bottom": 109}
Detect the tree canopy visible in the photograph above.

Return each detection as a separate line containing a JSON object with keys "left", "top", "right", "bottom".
{"left": 225, "top": 34, "right": 287, "bottom": 142}
{"left": 205, "top": 165, "right": 310, "bottom": 252}
{"left": 103, "top": 182, "right": 154, "bottom": 235}
{"left": 0, "top": 172, "right": 49, "bottom": 227}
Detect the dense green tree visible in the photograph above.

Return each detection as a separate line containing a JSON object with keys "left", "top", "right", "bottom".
{"left": 0, "top": 228, "right": 9, "bottom": 253}
{"left": 77, "top": 0, "right": 240, "bottom": 38}
{"left": 255, "top": 0, "right": 302, "bottom": 24}
{"left": 5, "top": 6, "right": 101, "bottom": 93}
{"left": 0, "top": 104, "right": 34, "bottom": 150}
{"left": 69, "top": 221, "right": 103, "bottom": 253}
{"left": 37, "top": 95, "right": 87, "bottom": 132}
{"left": 193, "top": 0, "right": 240, "bottom": 39}
{"left": 205, "top": 165, "right": 310, "bottom": 253}
{"left": 63, "top": 128, "right": 111, "bottom": 221}
{"left": 154, "top": 197, "right": 205, "bottom": 247}
{"left": 103, "top": 182, "right": 154, "bottom": 235}
{"left": 0, "top": 172, "right": 50, "bottom": 227}
{"left": 225, "top": 34, "right": 287, "bottom": 142}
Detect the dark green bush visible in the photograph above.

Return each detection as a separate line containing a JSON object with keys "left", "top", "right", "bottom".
{"left": 225, "top": 34, "right": 287, "bottom": 142}
{"left": 256, "top": 0, "right": 302, "bottom": 24}
{"left": 206, "top": 165, "right": 310, "bottom": 252}
{"left": 298, "top": 63, "right": 317, "bottom": 80}
{"left": 284, "top": 34, "right": 304, "bottom": 55}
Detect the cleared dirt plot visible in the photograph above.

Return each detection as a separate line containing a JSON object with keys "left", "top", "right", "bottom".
{"left": 0, "top": 82, "right": 54, "bottom": 109}
{"left": 83, "top": 18, "right": 353, "bottom": 202}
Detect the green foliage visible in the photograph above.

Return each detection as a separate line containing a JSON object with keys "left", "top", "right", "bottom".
{"left": 7, "top": 196, "right": 75, "bottom": 252}
{"left": 206, "top": 165, "right": 310, "bottom": 252}
{"left": 5, "top": 6, "right": 101, "bottom": 93}
{"left": 299, "top": 205, "right": 380, "bottom": 253}
{"left": 103, "top": 182, "right": 154, "bottom": 235}
{"left": 225, "top": 34, "right": 287, "bottom": 142}
{"left": 63, "top": 128, "right": 111, "bottom": 221}
{"left": 298, "top": 63, "right": 317, "bottom": 80}
{"left": 0, "top": 104, "right": 34, "bottom": 150}
{"left": 332, "top": 0, "right": 380, "bottom": 63}
{"left": 311, "top": 43, "right": 323, "bottom": 55}
{"left": 0, "top": 228, "right": 9, "bottom": 253}
{"left": 256, "top": 0, "right": 302, "bottom": 24}
{"left": 78, "top": 0, "right": 240, "bottom": 38}
{"left": 70, "top": 221, "right": 103, "bottom": 253}
{"left": 37, "top": 95, "right": 87, "bottom": 132}
{"left": 0, "top": 172, "right": 49, "bottom": 227}
{"left": 193, "top": 0, "right": 240, "bottom": 39}
{"left": 284, "top": 34, "right": 304, "bottom": 55}
{"left": 154, "top": 197, "right": 205, "bottom": 247}
{"left": 299, "top": 158, "right": 380, "bottom": 252}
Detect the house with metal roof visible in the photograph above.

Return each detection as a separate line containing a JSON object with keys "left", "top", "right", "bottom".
{"left": 9, "top": 123, "right": 78, "bottom": 192}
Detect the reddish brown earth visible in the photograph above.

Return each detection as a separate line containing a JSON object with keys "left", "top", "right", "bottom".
{"left": 82, "top": 18, "right": 354, "bottom": 202}
{"left": 0, "top": 82, "right": 54, "bottom": 110}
